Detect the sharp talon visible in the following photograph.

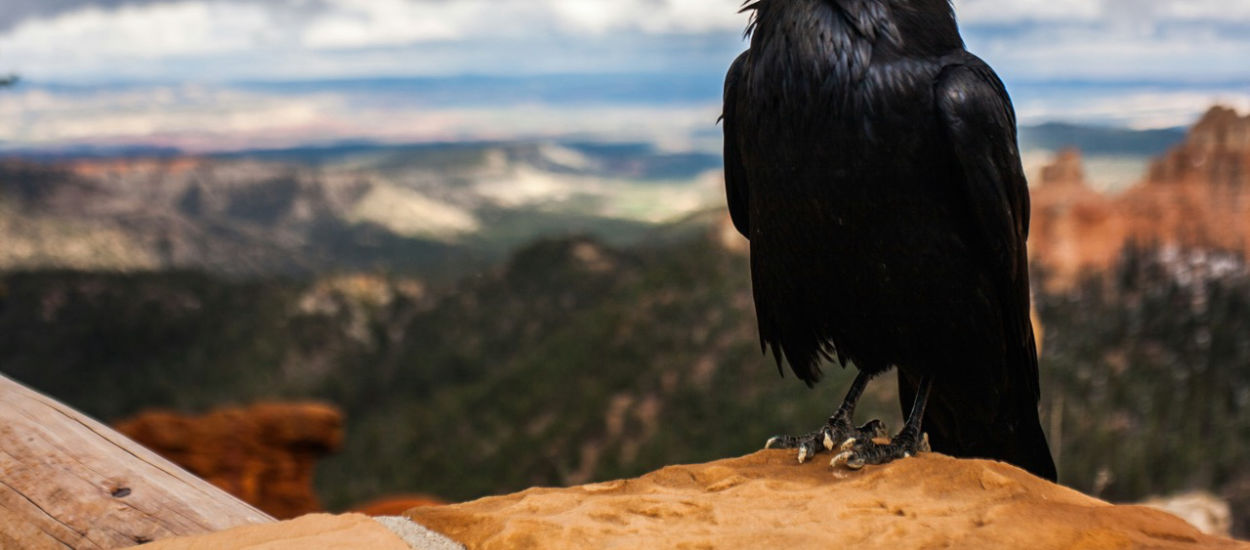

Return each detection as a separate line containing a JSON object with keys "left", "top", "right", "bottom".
{"left": 830, "top": 451, "right": 852, "bottom": 468}
{"left": 840, "top": 438, "right": 857, "bottom": 452}
{"left": 765, "top": 436, "right": 781, "bottom": 449}
{"left": 823, "top": 432, "right": 835, "bottom": 450}
{"left": 847, "top": 456, "right": 866, "bottom": 470}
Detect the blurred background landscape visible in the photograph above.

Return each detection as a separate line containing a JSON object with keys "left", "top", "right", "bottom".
{"left": 2, "top": 0, "right": 1249, "bottom": 537}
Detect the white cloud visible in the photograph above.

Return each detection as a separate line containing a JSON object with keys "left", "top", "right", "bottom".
{"left": 0, "top": 2, "right": 278, "bottom": 59}
{"left": 0, "top": 83, "right": 723, "bottom": 152}
{"left": 0, "top": 0, "right": 753, "bottom": 79}
{"left": 954, "top": 0, "right": 1250, "bottom": 24}
{"left": 965, "top": 17, "right": 1250, "bottom": 81}
{"left": 1105, "top": 0, "right": 1250, "bottom": 22}
{"left": 1, "top": 0, "right": 1248, "bottom": 146}
{"left": 298, "top": 0, "right": 748, "bottom": 47}
{"left": 1014, "top": 90, "right": 1250, "bottom": 129}
{"left": 301, "top": 0, "right": 469, "bottom": 48}
{"left": 2, "top": 0, "right": 1249, "bottom": 82}
{"left": 0, "top": 85, "right": 341, "bottom": 149}
{"left": 953, "top": 0, "right": 1102, "bottom": 23}
{"left": 543, "top": 0, "right": 744, "bottom": 34}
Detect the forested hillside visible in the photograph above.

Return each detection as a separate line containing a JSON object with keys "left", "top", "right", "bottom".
{"left": 3, "top": 228, "right": 1249, "bottom": 534}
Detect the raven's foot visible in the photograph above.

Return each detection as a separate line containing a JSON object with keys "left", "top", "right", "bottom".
{"left": 830, "top": 431, "right": 931, "bottom": 470}
{"left": 764, "top": 418, "right": 888, "bottom": 464}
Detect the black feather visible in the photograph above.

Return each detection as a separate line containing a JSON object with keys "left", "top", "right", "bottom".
{"left": 723, "top": 0, "right": 1056, "bottom": 480}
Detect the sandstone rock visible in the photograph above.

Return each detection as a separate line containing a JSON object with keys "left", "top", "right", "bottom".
{"left": 1039, "top": 147, "right": 1087, "bottom": 187}
{"left": 134, "top": 513, "right": 428, "bottom": 550}
{"left": 407, "top": 450, "right": 1248, "bottom": 549}
{"left": 115, "top": 402, "right": 343, "bottom": 519}
{"left": 1028, "top": 158, "right": 1124, "bottom": 291}
{"left": 1148, "top": 106, "right": 1250, "bottom": 190}
{"left": 1141, "top": 491, "right": 1233, "bottom": 537}
{"left": 1029, "top": 106, "right": 1250, "bottom": 290}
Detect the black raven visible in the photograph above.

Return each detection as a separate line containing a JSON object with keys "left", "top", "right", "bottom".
{"left": 722, "top": 0, "right": 1057, "bottom": 481}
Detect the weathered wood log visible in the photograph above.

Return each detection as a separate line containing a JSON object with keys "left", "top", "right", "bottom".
{"left": 0, "top": 374, "right": 275, "bottom": 549}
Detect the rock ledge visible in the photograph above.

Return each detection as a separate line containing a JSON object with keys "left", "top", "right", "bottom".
{"left": 408, "top": 451, "right": 1248, "bottom": 549}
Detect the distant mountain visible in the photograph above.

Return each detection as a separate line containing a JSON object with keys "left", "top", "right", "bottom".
{"left": 207, "top": 140, "right": 721, "bottom": 182}
{"left": 1019, "top": 123, "right": 1186, "bottom": 156}
{"left": 0, "top": 141, "right": 721, "bottom": 277}
{"left": 237, "top": 73, "right": 728, "bottom": 107}
{"left": 0, "top": 158, "right": 472, "bottom": 278}
{"left": 0, "top": 144, "right": 183, "bottom": 160}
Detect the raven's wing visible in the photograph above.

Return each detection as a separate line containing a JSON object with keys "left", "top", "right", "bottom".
{"left": 925, "top": 55, "right": 1056, "bottom": 481}
{"left": 935, "top": 56, "right": 1031, "bottom": 290}
{"left": 936, "top": 56, "right": 1036, "bottom": 387}
{"left": 722, "top": 51, "right": 751, "bottom": 239}
{"left": 935, "top": 55, "right": 1036, "bottom": 398}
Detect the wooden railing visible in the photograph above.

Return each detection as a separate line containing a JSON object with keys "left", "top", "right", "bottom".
{"left": 0, "top": 374, "right": 275, "bottom": 549}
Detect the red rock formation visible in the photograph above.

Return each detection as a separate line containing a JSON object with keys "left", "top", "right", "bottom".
{"left": 115, "top": 402, "right": 343, "bottom": 519}
{"left": 353, "top": 495, "right": 447, "bottom": 516}
{"left": 1040, "top": 147, "right": 1088, "bottom": 187}
{"left": 1148, "top": 106, "right": 1250, "bottom": 190}
{"left": 1029, "top": 149, "right": 1128, "bottom": 290}
{"left": 1029, "top": 107, "right": 1250, "bottom": 289}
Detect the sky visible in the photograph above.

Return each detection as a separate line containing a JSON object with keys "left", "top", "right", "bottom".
{"left": 2, "top": 0, "right": 1249, "bottom": 152}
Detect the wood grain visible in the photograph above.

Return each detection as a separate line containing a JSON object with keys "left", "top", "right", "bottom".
{"left": 0, "top": 374, "right": 274, "bottom": 549}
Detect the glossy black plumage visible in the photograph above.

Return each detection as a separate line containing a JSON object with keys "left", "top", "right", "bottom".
{"left": 723, "top": 0, "right": 1057, "bottom": 480}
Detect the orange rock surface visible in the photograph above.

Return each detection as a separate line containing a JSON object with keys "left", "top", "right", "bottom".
{"left": 114, "top": 402, "right": 343, "bottom": 519}
{"left": 408, "top": 450, "right": 1247, "bottom": 550}
{"left": 1029, "top": 107, "right": 1250, "bottom": 290}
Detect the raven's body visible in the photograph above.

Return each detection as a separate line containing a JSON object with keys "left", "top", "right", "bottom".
{"left": 723, "top": 0, "right": 1057, "bottom": 480}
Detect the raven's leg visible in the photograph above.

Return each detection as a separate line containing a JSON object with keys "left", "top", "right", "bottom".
{"left": 764, "top": 370, "right": 889, "bottom": 463}
{"left": 831, "top": 375, "right": 933, "bottom": 470}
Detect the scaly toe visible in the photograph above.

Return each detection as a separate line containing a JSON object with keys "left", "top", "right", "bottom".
{"left": 860, "top": 419, "right": 888, "bottom": 439}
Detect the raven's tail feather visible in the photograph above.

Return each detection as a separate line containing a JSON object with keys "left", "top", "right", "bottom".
{"left": 898, "top": 365, "right": 1058, "bottom": 482}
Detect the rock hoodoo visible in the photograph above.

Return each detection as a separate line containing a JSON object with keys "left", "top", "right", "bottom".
{"left": 1028, "top": 106, "right": 1250, "bottom": 289}
{"left": 115, "top": 402, "right": 343, "bottom": 519}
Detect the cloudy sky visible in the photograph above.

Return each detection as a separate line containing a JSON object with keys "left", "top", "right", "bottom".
{"left": 3, "top": 0, "right": 1250, "bottom": 81}
{"left": 1, "top": 0, "right": 1249, "bottom": 152}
